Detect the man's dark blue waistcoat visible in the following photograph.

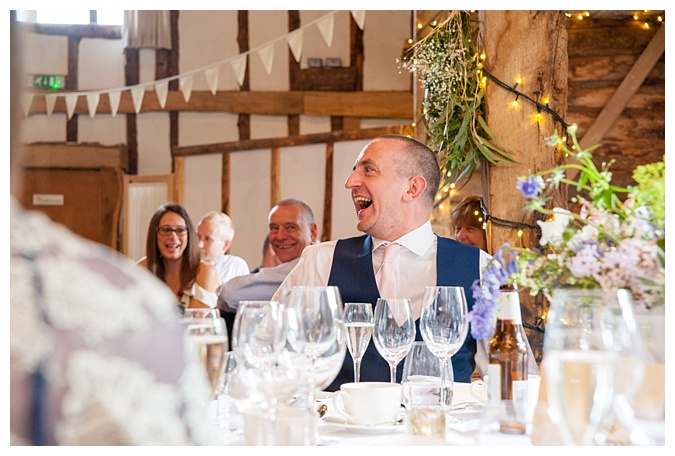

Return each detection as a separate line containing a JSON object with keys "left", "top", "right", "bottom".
{"left": 326, "top": 234, "right": 479, "bottom": 391}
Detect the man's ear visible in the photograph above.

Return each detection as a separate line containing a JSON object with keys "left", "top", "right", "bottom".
{"left": 222, "top": 240, "right": 232, "bottom": 253}
{"left": 404, "top": 176, "right": 427, "bottom": 202}
{"left": 310, "top": 223, "right": 318, "bottom": 243}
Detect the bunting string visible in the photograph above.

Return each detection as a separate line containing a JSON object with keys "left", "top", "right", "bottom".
{"left": 22, "top": 10, "right": 367, "bottom": 118}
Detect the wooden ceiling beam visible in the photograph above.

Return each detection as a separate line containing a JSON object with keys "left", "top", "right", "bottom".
{"left": 25, "top": 90, "right": 413, "bottom": 119}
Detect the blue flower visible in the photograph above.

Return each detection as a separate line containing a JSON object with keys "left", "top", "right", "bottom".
{"left": 516, "top": 175, "right": 545, "bottom": 199}
{"left": 466, "top": 244, "right": 520, "bottom": 340}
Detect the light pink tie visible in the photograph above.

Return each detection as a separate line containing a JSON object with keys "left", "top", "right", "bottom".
{"left": 376, "top": 243, "right": 402, "bottom": 299}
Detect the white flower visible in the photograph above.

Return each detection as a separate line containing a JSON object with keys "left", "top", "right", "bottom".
{"left": 537, "top": 207, "right": 571, "bottom": 246}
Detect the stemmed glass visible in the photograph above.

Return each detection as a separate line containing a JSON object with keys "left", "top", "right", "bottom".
{"left": 182, "top": 317, "right": 229, "bottom": 401}
{"left": 282, "top": 286, "right": 346, "bottom": 444}
{"left": 343, "top": 302, "right": 374, "bottom": 383}
{"left": 419, "top": 286, "right": 468, "bottom": 409}
{"left": 233, "top": 301, "right": 301, "bottom": 445}
{"left": 373, "top": 298, "right": 415, "bottom": 383}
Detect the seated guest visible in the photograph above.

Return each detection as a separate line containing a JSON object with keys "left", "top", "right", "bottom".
{"left": 217, "top": 198, "right": 317, "bottom": 314}
{"left": 138, "top": 203, "right": 220, "bottom": 312}
{"left": 274, "top": 135, "right": 492, "bottom": 391}
{"left": 197, "top": 210, "right": 250, "bottom": 282}
{"left": 250, "top": 233, "right": 281, "bottom": 273}
{"left": 451, "top": 194, "right": 489, "bottom": 252}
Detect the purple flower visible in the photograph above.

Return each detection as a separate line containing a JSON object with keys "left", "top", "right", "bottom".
{"left": 516, "top": 175, "right": 544, "bottom": 199}
{"left": 466, "top": 244, "right": 520, "bottom": 340}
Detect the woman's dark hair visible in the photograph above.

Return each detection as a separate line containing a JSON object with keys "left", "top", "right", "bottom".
{"left": 144, "top": 203, "right": 200, "bottom": 293}
{"left": 451, "top": 195, "right": 486, "bottom": 231}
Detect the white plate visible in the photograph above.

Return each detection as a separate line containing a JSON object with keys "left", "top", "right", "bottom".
{"left": 320, "top": 415, "right": 404, "bottom": 434}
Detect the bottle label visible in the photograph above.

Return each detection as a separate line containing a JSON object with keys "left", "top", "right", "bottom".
{"left": 512, "top": 379, "right": 529, "bottom": 403}
{"left": 487, "top": 364, "right": 500, "bottom": 401}
{"left": 497, "top": 292, "right": 522, "bottom": 322}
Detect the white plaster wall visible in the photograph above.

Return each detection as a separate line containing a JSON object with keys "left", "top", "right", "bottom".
{"left": 78, "top": 38, "right": 126, "bottom": 90}
{"left": 78, "top": 115, "right": 126, "bottom": 145}
{"left": 179, "top": 10, "right": 240, "bottom": 91}
{"left": 363, "top": 11, "right": 412, "bottom": 91}
{"left": 229, "top": 148, "right": 273, "bottom": 268}
{"left": 137, "top": 112, "right": 172, "bottom": 175}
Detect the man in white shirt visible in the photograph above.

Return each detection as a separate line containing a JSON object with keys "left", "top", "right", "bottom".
{"left": 217, "top": 199, "right": 318, "bottom": 315}
{"left": 197, "top": 211, "right": 250, "bottom": 283}
{"left": 274, "top": 135, "right": 491, "bottom": 390}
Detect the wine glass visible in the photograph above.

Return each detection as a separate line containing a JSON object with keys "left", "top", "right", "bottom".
{"left": 183, "top": 317, "right": 229, "bottom": 399}
{"left": 282, "top": 286, "right": 346, "bottom": 444}
{"left": 234, "top": 301, "right": 301, "bottom": 445}
{"left": 420, "top": 286, "right": 468, "bottom": 409}
{"left": 373, "top": 298, "right": 415, "bottom": 383}
{"left": 401, "top": 341, "right": 454, "bottom": 408}
{"left": 230, "top": 301, "right": 274, "bottom": 350}
{"left": 343, "top": 302, "right": 374, "bottom": 383}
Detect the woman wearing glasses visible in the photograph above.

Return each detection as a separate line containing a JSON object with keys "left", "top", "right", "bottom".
{"left": 138, "top": 203, "right": 221, "bottom": 313}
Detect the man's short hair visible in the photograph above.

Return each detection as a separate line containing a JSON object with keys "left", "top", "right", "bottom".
{"left": 198, "top": 211, "right": 235, "bottom": 242}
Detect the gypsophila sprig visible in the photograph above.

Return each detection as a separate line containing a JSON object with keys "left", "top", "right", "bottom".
{"left": 399, "top": 11, "right": 515, "bottom": 189}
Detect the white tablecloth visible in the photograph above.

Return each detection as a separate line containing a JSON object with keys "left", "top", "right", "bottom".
{"left": 208, "top": 383, "right": 533, "bottom": 446}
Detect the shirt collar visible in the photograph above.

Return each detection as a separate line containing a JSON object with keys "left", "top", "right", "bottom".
{"left": 371, "top": 221, "right": 435, "bottom": 257}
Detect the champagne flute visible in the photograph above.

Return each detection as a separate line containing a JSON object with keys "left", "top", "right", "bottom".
{"left": 373, "top": 298, "right": 415, "bottom": 383}
{"left": 420, "top": 286, "right": 468, "bottom": 409}
{"left": 343, "top": 302, "right": 374, "bottom": 383}
{"left": 183, "top": 317, "right": 229, "bottom": 399}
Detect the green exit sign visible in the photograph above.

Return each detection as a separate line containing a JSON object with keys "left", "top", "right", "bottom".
{"left": 31, "top": 74, "right": 65, "bottom": 90}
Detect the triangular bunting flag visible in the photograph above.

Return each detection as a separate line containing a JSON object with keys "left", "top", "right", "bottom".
{"left": 155, "top": 81, "right": 169, "bottom": 109}
{"left": 45, "top": 94, "right": 57, "bottom": 117}
{"left": 231, "top": 55, "right": 247, "bottom": 87}
{"left": 108, "top": 91, "right": 121, "bottom": 117}
{"left": 317, "top": 14, "right": 335, "bottom": 47}
{"left": 21, "top": 93, "right": 34, "bottom": 117}
{"left": 65, "top": 94, "right": 78, "bottom": 120}
{"left": 179, "top": 75, "right": 194, "bottom": 102}
{"left": 351, "top": 10, "right": 366, "bottom": 30}
{"left": 286, "top": 30, "right": 304, "bottom": 63}
{"left": 204, "top": 67, "right": 220, "bottom": 95}
{"left": 131, "top": 87, "right": 145, "bottom": 114}
{"left": 258, "top": 44, "right": 275, "bottom": 75}
{"left": 86, "top": 93, "right": 100, "bottom": 118}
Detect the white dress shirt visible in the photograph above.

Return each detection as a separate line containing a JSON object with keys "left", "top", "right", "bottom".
{"left": 213, "top": 254, "right": 250, "bottom": 283}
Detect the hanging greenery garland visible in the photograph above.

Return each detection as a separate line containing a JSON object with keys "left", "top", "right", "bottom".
{"left": 400, "top": 11, "right": 515, "bottom": 188}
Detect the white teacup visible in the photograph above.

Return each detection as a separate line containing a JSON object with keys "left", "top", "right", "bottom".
{"left": 332, "top": 382, "right": 402, "bottom": 425}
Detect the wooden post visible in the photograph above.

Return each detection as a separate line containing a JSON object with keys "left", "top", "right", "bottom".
{"left": 481, "top": 11, "right": 568, "bottom": 363}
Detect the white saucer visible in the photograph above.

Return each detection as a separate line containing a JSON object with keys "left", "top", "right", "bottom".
{"left": 320, "top": 415, "right": 404, "bottom": 434}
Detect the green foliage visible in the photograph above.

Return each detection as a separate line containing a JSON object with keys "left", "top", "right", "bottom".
{"left": 400, "top": 11, "right": 515, "bottom": 188}
{"left": 630, "top": 158, "right": 665, "bottom": 231}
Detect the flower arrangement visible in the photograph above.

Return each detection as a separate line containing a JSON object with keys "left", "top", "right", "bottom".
{"left": 467, "top": 124, "right": 665, "bottom": 339}
{"left": 399, "top": 11, "right": 514, "bottom": 188}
